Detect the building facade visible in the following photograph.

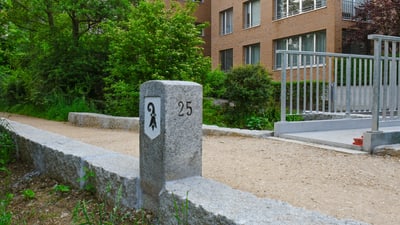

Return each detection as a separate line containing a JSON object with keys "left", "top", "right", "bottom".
{"left": 193, "top": 0, "right": 212, "bottom": 57}
{"left": 193, "top": 0, "right": 365, "bottom": 79}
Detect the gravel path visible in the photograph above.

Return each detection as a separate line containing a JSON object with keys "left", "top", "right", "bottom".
{"left": 2, "top": 113, "right": 400, "bottom": 225}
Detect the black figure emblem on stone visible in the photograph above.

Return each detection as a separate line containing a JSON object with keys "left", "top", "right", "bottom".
{"left": 147, "top": 102, "right": 157, "bottom": 131}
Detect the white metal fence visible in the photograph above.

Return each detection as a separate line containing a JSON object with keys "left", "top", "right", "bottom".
{"left": 369, "top": 34, "right": 400, "bottom": 131}
{"left": 278, "top": 34, "right": 400, "bottom": 132}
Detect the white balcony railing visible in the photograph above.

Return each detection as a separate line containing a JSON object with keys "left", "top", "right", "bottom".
{"left": 342, "top": 0, "right": 365, "bottom": 20}
{"left": 279, "top": 35, "right": 400, "bottom": 132}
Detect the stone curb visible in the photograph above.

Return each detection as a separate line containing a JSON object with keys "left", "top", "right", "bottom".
{"left": 160, "top": 177, "right": 369, "bottom": 225}
{"left": 68, "top": 112, "right": 140, "bottom": 131}
{"left": 68, "top": 112, "right": 273, "bottom": 138}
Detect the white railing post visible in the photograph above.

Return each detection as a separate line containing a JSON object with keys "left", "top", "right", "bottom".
{"left": 281, "top": 52, "right": 287, "bottom": 122}
{"left": 390, "top": 42, "right": 397, "bottom": 119}
{"left": 382, "top": 41, "right": 389, "bottom": 120}
{"left": 345, "top": 56, "right": 352, "bottom": 116}
{"left": 369, "top": 34, "right": 383, "bottom": 132}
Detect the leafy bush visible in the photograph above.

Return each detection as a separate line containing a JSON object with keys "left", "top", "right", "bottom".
{"left": 245, "top": 116, "right": 271, "bottom": 130}
{"left": 202, "top": 98, "right": 227, "bottom": 127}
{"left": 45, "top": 95, "right": 96, "bottom": 121}
{"left": 203, "top": 69, "right": 227, "bottom": 98}
{"left": 0, "top": 70, "right": 35, "bottom": 107}
{"left": 225, "top": 64, "right": 273, "bottom": 115}
{"left": 224, "top": 64, "right": 274, "bottom": 128}
{"left": 245, "top": 105, "right": 280, "bottom": 130}
{"left": 104, "top": 0, "right": 210, "bottom": 117}
{"left": 104, "top": 80, "right": 140, "bottom": 117}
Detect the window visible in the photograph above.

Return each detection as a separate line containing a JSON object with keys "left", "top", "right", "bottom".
{"left": 244, "top": 0, "right": 261, "bottom": 28}
{"left": 220, "top": 49, "right": 233, "bottom": 71}
{"left": 244, "top": 43, "right": 260, "bottom": 65}
{"left": 275, "top": 31, "right": 326, "bottom": 69}
{"left": 196, "top": 23, "right": 205, "bottom": 37}
{"left": 342, "top": 29, "right": 369, "bottom": 54}
{"left": 199, "top": 28, "right": 205, "bottom": 37}
{"left": 220, "top": 8, "right": 233, "bottom": 35}
{"left": 302, "top": 0, "right": 314, "bottom": 12}
{"left": 275, "top": 0, "right": 327, "bottom": 19}
{"left": 289, "top": 0, "right": 300, "bottom": 16}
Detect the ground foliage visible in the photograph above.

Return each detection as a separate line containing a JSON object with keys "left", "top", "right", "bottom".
{"left": 1, "top": 161, "right": 156, "bottom": 225}
{"left": 0, "top": 121, "right": 155, "bottom": 224}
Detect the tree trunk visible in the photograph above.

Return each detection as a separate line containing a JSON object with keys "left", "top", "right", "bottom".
{"left": 70, "top": 11, "right": 80, "bottom": 47}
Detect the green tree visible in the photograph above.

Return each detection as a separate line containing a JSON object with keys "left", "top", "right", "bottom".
{"left": 351, "top": 0, "right": 400, "bottom": 38}
{"left": 104, "top": 0, "right": 210, "bottom": 116}
{"left": 0, "top": 0, "right": 133, "bottom": 116}
{"left": 346, "top": 0, "right": 400, "bottom": 52}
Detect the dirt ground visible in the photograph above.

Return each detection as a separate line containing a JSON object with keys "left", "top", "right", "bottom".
{"left": 1, "top": 162, "right": 154, "bottom": 224}
{"left": 2, "top": 113, "right": 400, "bottom": 225}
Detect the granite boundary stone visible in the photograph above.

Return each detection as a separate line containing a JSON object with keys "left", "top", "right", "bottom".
{"left": 139, "top": 80, "right": 203, "bottom": 211}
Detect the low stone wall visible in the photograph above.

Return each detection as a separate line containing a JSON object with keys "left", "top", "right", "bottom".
{"left": 68, "top": 112, "right": 273, "bottom": 138}
{"left": 3, "top": 119, "right": 369, "bottom": 225}
{"left": 7, "top": 120, "right": 141, "bottom": 209}
{"left": 68, "top": 112, "right": 140, "bottom": 131}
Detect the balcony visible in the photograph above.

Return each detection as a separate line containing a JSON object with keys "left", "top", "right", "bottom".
{"left": 342, "top": 0, "right": 365, "bottom": 20}
{"left": 274, "top": 0, "right": 327, "bottom": 20}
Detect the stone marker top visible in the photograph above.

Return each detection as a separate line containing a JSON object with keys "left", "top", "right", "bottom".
{"left": 143, "top": 80, "right": 201, "bottom": 86}
{"left": 140, "top": 80, "right": 202, "bottom": 93}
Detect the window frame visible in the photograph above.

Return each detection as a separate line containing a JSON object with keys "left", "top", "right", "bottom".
{"left": 220, "top": 48, "right": 234, "bottom": 71}
{"left": 244, "top": 0, "right": 261, "bottom": 29}
{"left": 220, "top": 8, "right": 233, "bottom": 35}
{"left": 244, "top": 43, "right": 261, "bottom": 65}
{"left": 275, "top": 0, "right": 327, "bottom": 20}
{"left": 274, "top": 31, "right": 326, "bottom": 69}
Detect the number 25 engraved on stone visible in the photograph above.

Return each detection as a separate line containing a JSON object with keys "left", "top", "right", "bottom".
{"left": 178, "top": 101, "right": 192, "bottom": 116}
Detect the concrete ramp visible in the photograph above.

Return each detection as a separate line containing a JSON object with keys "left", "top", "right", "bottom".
{"left": 275, "top": 119, "right": 400, "bottom": 152}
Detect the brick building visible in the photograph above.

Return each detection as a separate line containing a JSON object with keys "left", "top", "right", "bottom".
{"left": 193, "top": 0, "right": 366, "bottom": 79}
